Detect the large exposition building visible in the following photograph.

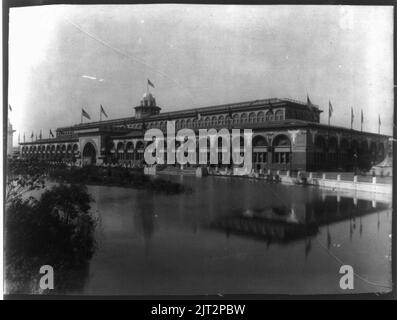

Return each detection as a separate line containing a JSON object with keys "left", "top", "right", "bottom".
{"left": 19, "top": 92, "right": 390, "bottom": 173}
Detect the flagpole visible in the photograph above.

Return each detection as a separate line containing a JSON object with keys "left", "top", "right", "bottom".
{"left": 361, "top": 110, "right": 363, "bottom": 133}
{"left": 327, "top": 114, "right": 330, "bottom": 141}
{"left": 100, "top": 106, "right": 102, "bottom": 122}
{"left": 350, "top": 107, "right": 353, "bottom": 146}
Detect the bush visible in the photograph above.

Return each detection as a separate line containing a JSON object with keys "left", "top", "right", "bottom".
{"left": 5, "top": 184, "right": 96, "bottom": 294}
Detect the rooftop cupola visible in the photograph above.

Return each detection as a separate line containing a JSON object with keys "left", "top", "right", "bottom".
{"left": 134, "top": 92, "right": 161, "bottom": 119}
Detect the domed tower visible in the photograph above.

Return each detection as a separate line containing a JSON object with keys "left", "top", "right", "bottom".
{"left": 7, "top": 118, "right": 15, "bottom": 157}
{"left": 134, "top": 92, "right": 161, "bottom": 119}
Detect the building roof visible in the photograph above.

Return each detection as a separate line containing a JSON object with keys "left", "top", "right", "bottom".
{"left": 57, "top": 97, "right": 321, "bottom": 132}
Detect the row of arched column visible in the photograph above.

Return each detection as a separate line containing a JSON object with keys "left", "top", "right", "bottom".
{"left": 21, "top": 143, "right": 79, "bottom": 162}
{"left": 106, "top": 140, "right": 146, "bottom": 164}
{"left": 19, "top": 131, "right": 388, "bottom": 172}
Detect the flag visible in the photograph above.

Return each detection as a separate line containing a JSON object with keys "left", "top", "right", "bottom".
{"left": 8, "top": 104, "right": 12, "bottom": 112}
{"left": 378, "top": 114, "right": 381, "bottom": 126}
{"left": 31, "top": 132, "right": 34, "bottom": 138}
{"left": 100, "top": 105, "right": 108, "bottom": 118}
{"left": 23, "top": 133, "right": 25, "bottom": 142}
{"left": 147, "top": 79, "right": 155, "bottom": 88}
{"left": 50, "top": 129, "right": 54, "bottom": 138}
{"left": 82, "top": 108, "right": 91, "bottom": 120}
{"left": 307, "top": 95, "right": 315, "bottom": 110}
{"left": 351, "top": 107, "right": 354, "bottom": 127}
{"left": 39, "top": 130, "right": 42, "bottom": 140}
{"left": 328, "top": 100, "right": 333, "bottom": 118}
{"left": 361, "top": 110, "right": 364, "bottom": 124}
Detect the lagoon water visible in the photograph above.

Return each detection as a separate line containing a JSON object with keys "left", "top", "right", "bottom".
{"left": 70, "top": 176, "right": 391, "bottom": 295}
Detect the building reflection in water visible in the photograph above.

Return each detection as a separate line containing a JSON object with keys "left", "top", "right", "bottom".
{"left": 136, "top": 191, "right": 156, "bottom": 255}
{"left": 209, "top": 194, "right": 390, "bottom": 257}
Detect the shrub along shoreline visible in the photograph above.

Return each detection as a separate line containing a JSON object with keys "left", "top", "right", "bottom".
{"left": 48, "top": 165, "right": 190, "bottom": 194}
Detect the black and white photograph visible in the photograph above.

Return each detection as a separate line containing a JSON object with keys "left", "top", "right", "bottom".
{"left": 2, "top": 1, "right": 395, "bottom": 301}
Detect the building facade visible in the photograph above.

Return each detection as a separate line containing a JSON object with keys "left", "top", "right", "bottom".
{"left": 19, "top": 92, "right": 390, "bottom": 173}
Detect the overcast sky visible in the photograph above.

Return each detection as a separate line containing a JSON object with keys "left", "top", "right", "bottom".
{"left": 8, "top": 4, "right": 393, "bottom": 145}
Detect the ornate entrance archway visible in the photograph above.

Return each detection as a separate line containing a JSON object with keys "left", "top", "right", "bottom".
{"left": 82, "top": 142, "right": 97, "bottom": 166}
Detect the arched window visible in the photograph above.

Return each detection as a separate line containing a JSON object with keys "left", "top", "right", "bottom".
{"left": 126, "top": 142, "right": 134, "bottom": 161}
{"left": 313, "top": 135, "right": 327, "bottom": 169}
{"left": 233, "top": 114, "right": 239, "bottom": 125}
{"left": 272, "top": 134, "right": 291, "bottom": 166}
{"left": 212, "top": 116, "right": 218, "bottom": 127}
{"left": 377, "top": 143, "right": 385, "bottom": 162}
{"left": 266, "top": 110, "right": 274, "bottom": 121}
{"left": 257, "top": 111, "right": 264, "bottom": 122}
{"left": 117, "top": 142, "right": 124, "bottom": 151}
{"left": 249, "top": 112, "right": 256, "bottom": 123}
{"left": 66, "top": 145, "right": 72, "bottom": 160}
{"left": 252, "top": 135, "right": 268, "bottom": 170}
{"left": 314, "top": 135, "right": 326, "bottom": 152}
{"left": 135, "top": 141, "right": 145, "bottom": 163}
{"left": 275, "top": 110, "right": 283, "bottom": 121}
{"left": 61, "top": 145, "right": 66, "bottom": 161}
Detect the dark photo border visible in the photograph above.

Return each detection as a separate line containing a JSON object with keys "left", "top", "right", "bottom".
{"left": 2, "top": 0, "right": 396, "bottom": 302}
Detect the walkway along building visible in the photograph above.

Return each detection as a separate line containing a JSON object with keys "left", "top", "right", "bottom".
{"left": 19, "top": 92, "right": 391, "bottom": 173}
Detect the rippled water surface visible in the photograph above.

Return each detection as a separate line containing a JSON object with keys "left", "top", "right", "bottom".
{"left": 71, "top": 176, "right": 392, "bottom": 295}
